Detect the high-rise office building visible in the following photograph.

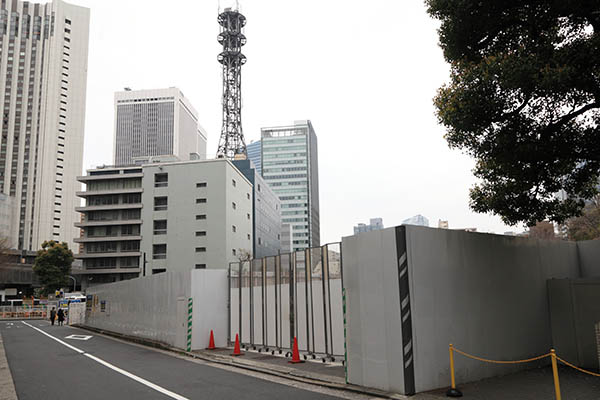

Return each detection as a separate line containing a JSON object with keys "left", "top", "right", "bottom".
{"left": 261, "top": 120, "right": 320, "bottom": 252}
{"left": 113, "top": 87, "right": 207, "bottom": 165}
{"left": 0, "top": 0, "right": 90, "bottom": 250}
{"left": 402, "top": 215, "right": 429, "bottom": 227}
{"left": 354, "top": 218, "right": 384, "bottom": 235}
{"left": 246, "top": 140, "right": 261, "bottom": 175}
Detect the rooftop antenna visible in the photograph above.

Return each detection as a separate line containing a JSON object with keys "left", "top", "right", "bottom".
{"left": 216, "top": 1, "right": 247, "bottom": 159}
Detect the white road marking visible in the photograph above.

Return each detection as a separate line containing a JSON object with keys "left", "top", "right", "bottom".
{"left": 21, "top": 321, "right": 189, "bottom": 400}
{"left": 65, "top": 334, "right": 92, "bottom": 341}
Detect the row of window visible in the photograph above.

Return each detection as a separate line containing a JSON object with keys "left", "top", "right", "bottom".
{"left": 151, "top": 243, "right": 238, "bottom": 260}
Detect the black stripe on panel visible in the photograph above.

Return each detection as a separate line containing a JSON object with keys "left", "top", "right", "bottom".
{"left": 395, "top": 225, "right": 415, "bottom": 395}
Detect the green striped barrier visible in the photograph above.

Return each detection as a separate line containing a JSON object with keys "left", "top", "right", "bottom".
{"left": 187, "top": 298, "right": 193, "bottom": 352}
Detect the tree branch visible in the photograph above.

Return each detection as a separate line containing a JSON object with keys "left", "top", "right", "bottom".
{"left": 548, "top": 102, "right": 600, "bottom": 131}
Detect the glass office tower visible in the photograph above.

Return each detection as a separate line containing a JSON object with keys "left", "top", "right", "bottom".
{"left": 261, "top": 120, "right": 319, "bottom": 252}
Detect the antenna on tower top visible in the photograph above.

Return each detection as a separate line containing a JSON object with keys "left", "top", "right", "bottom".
{"left": 216, "top": 6, "right": 247, "bottom": 160}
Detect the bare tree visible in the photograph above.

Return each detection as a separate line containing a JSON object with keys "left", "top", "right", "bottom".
{"left": 528, "top": 221, "right": 558, "bottom": 241}
{"left": 0, "top": 237, "right": 12, "bottom": 269}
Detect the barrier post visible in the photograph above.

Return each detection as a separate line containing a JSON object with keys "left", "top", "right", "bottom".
{"left": 446, "top": 344, "right": 463, "bottom": 397}
{"left": 550, "top": 349, "right": 562, "bottom": 400}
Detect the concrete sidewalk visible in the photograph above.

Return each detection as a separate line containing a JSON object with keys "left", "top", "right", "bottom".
{"left": 191, "top": 347, "right": 406, "bottom": 399}
{"left": 422, "top": 366, "right": 600, "bottom": 400}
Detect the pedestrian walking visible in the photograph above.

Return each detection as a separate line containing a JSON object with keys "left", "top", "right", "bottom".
{"left": 50, "top": 307, "right": 56, "bottom": 326}
{"left": 57, "top": 308, "right": 65, "bottom": 326}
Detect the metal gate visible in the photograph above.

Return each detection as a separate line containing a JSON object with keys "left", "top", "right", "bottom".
{"left": 229, "top": 243, "right": 344, "bottom": 361}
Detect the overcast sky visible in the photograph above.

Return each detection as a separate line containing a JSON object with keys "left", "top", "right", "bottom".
{"left": 75, "top": 0, "right": 519, "bottom": 243}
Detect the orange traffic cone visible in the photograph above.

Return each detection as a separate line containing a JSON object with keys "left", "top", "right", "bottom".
{"left": 289, "top": 336, "right": 304, "bottom": 363}
{"left": 207, "top": 330, "right": 216, "bottom": 350}
{"left": 232, "top": 333, "right": 243, "bottom": 356}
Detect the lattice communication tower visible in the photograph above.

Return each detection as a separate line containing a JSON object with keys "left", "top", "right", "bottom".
{"left": 216, "top": 7, "right": 247, "bottom": 159}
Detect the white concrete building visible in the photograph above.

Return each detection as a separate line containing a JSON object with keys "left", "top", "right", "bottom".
{"left": 140, "top": 158, "right": 253, "bottom": 273}
{"left": 114, "top": 87, "right": 207, "bottom": 165}
{"left": 75, "top": 158, "right": 254, "bottom": 286}
{"left": 0, "top": 0, "right": 89, "bottom": 250}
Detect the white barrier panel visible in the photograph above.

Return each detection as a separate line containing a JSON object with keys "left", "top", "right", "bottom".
{"left": 68, "top": 303, "right": 86, "bottom": 325}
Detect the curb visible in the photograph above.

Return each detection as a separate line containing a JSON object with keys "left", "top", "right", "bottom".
{"left": 75, "top": 325, "right": 406, "bottom": 399}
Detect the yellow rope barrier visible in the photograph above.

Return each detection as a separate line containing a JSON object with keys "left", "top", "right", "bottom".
{"left": 452, "top": 346, "right": 551, "bottom": 364}
{"left": 556, "top": 356, "right": 600, "bottom": 378}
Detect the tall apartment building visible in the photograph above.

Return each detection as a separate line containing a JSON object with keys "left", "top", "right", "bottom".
{"left": 261, "top": 120, "right": 320, "bottom": 252}
{"left": 233, "top": 158, "right": 281, "bottom": 258}
{"left": 74, "top": 159, "right": 254, "bottom": 286}
{"left": 113, "top": 87, "right": 207, "bottom": 165}
{"left": 74, "top": 165, "right": 142, "bottom": 288}
{"left": 246, "top": 140, "right": 261, "bottom": 175}
{"left": 0, "top": 0, "right": 89, "bottom": 250}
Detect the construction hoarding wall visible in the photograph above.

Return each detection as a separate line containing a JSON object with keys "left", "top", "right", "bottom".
{"left": 342, "top": 226, "right": 580, "bottom": 394}
{"left": 229, "top": 244, "right": 344, "bottom": 359}
{"left": 548, "top": 279, "right": 600, "bottom": 369}
{"left": 342, "top": 228, "right": 407, "bottom": 393}
{"left": 85, "top": 269, "right": 228, "bottom": 350}
{"left": 577, "top": 239, "right": 600, "bottom": 278}
{"left": 190, "top": 269, "right": 228, "bottom": 350}
{"left": 86, "top": 270, "right": 191, "bottom": 348}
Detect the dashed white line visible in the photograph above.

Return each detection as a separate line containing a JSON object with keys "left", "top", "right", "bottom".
{"left": 21, "top": 321, "right": 189, "bottom": 400}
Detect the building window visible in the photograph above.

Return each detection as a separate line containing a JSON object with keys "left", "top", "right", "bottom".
{"left": 196, "top": 231, "right": 207, "bottom": 237}
{"left": 152, "top": 269, "right": 166, "bottom": 274}
{"left": 258, "top": 238, "right": 262, "bottom": 245}
{"left": 195, "top": 247, "right": 206, "bottom": 252}
{"left": 232, "top": 225, "right": 236, "bottom": 233}
{"left": 153, "top": 244, "right": 166, "bottom": 259}
{"left": 247, "top": 213, "right": 250, "bottom": 220}
{"left": 247, "top": 234, "right": 251, "bottom": 240}
{"left": 232, "top": 202, "right": 236, "bottom": 210}
{"left": 154, "top": 196, "right": 167, "bottom": 211}
{"left": 154, "top": 220, "right": 167, "bottom": 235}
{"left": 195, "top": 264, "right": 206, "bottom": 269}
{"left": 232, "top": 249, "right": 237, "bottom": 256}
{"left": 196, "top": 214, "right": 206, "bottom": 220}
{"left": 196, "top": 198, "right": 207, "bottom": 204}
{"left": 247, "top": 193, "right": 250, "bottom": 200}
{"left": 196, "top": 182, "right": 207, "bottom": 188}
{"left": 154, "top": 173, "right": 168, "bottom": 187}
{"left": 121, "top": 225, "right": 135, "bottom": 236}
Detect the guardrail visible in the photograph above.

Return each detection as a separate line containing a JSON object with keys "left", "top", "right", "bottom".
{"left": 446, "top": 343, "right": 600, "bottom": 399}
{"left": 0, "top": 306, "right": 48, "bottom": 320}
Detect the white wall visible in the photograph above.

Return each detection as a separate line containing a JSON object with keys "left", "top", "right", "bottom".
{"left": 341, "top": 226, "right": 582, "bottom": 394}
{"left": 342, "top": 228, "right": 407, "bottom": 393}
{"left": 405, "top": 227, "right": 579, "bottom": 393}
{"left": 577, "top": 239, "right": 600, "bottom": 278}
{"left": 85, "top": 270, "right": 191, "bottom": 347}
{"left": 190, "top": 269, "right": 228, "bottom": 350}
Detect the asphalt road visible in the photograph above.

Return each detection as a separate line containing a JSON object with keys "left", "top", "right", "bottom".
{"left": 0, "top": 320, "right": 345, "bottom": 400}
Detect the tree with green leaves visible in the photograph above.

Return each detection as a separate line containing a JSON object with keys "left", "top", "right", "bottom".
{"left": 32, "top": 241, "right": 73, "bottom": 296}
{"left": 427, "top": 1, "right": 600, "bottom": 226}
